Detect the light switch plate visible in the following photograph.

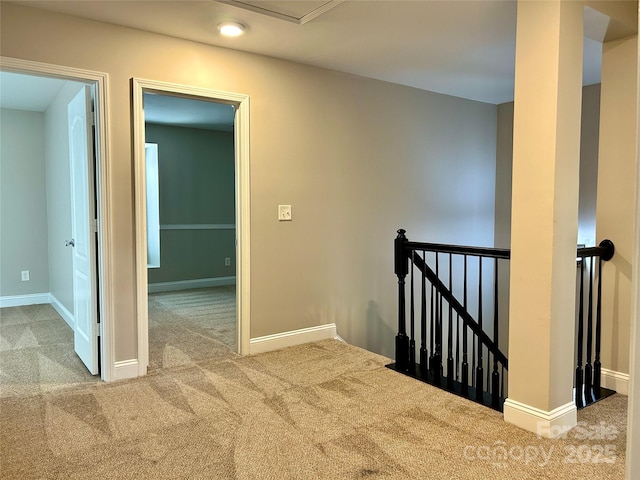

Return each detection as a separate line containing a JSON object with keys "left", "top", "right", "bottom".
{"left": 278, "top": 205, "right": 292, "bottom": 221}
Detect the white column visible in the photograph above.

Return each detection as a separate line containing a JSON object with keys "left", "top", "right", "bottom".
{"left": 504, "top": 0, "right": 584, "bottom": 438}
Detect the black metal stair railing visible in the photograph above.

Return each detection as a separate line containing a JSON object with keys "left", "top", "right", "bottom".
{"left": 388, "top": 230, "right": 616, "bottom": 413}
{"left": 388, "top": 229, "right": 510, "bottom": 412}
{"left": 575, "top": 240, "right": 616, "bottom": 409}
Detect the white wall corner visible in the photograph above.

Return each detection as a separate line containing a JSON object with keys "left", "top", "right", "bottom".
{"left": 113, "top": 359, "right": 140, "bottom": 381}
{"left": 601, "top": 368, "right": 630, "bottom": 395}
{"left": 249, "top": 323, "right": 338, "bottom": 355}
{"left": 49, "top": 293, "right": 74, "bottom": 329}
{"left": 0, "top": 293, "right": 50, "bottom": 308}
{"left": 503, "top": 398, "right": 577, "bottom": 438}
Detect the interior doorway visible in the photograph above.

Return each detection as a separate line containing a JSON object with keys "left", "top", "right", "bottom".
{"left": 132, "top": 79, "right": 251, "bottom": 376}
{"left": 144, "top": 93, "right": 238, "bottom": 370}
{"left": 0, "top": 58, "right": 112, "bottom": 388}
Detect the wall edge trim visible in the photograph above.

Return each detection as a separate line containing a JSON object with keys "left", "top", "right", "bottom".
{"left": 113, "top": 359, "right": 140, "bottom": 381}
{"left": 601, "top": 368, "right": 630, "bottom": 395}
{"left": 503, "top": 398, "right": 577, "bottom": 438}
{"left": 249, "top": 323, "right": 338, "bottom": 355}
{"left": 49, "top": 293, "right": 74, "bottom": 329}
{"left": 0, "top": 293, "right": 50, "bottom": 308}
{"left": 148, "top": 276, "right": 236, "bottom": 293}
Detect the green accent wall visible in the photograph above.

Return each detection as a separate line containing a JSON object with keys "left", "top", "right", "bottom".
{"left": 145, "top": 123, "right": 235, "bottom": 284}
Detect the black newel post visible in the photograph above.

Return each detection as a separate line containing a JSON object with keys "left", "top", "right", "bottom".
{"left": 395, "top": 229, "right": 410, "bottom": 371}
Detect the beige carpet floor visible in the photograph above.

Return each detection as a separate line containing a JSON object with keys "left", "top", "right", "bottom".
{"left": 0, "top": 338, "right": 627, "bottom": 479}
{"left": 148, "top": 286, "right": 237, "bottom": 372}
{"left": 0, "top": 304, "right": 100, "bottom": 398}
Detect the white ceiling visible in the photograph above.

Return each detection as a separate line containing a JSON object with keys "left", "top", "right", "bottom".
{"left": 144, "top": 93, "right": 235, "bottom": 131}
{"left": 9, "top": 0, "right": 606, "bottom": 105}
{"left": 0, "top": 72, "right": 68, "bottom": 111}
{"left": 0, "top": 71, "right": 236, "bottom": 131}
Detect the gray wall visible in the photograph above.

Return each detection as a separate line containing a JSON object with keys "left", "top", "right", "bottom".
{"left": 494, "top": 84, "right": 601, "bottom": 247}
{"left": 0, "top": 108, "right": 49, "bottom": 296}
{"left": 578, "top": 83, "right": 601, "bottom": 247}
{"left": 1, "top": 3, "right": 498, "bottom": 360}
{"left": 45, "top": 81, "right": 85, "bottom": 313}
{"left": 145, "top": 123, "right": 236, "bottom": 284}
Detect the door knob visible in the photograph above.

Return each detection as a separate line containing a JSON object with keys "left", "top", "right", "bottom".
{"left": 65, "top": 239, "right": 75, "bottom": 247}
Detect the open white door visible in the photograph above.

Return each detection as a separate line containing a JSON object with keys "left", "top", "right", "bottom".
{"left": 68, "top": 86, "right": 99, "bottom": 375}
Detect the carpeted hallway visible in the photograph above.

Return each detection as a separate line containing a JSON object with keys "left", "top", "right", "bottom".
{"left": 0, "top": 337, "right": 627, "bottom": 479}
{"left": 148, "top": 286, "right": 237, "bottom": 371}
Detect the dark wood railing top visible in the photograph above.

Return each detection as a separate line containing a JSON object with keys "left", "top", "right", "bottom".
{"left": 405, "top": 240, "right": 510, "bottom": 259}
{"left": 397, "top": 228, "right": 510, "bottom": 259}
{"left": 403, "top": 233, "right": 614, "bottom": 262}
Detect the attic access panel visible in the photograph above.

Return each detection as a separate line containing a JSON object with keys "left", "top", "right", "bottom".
{"left": 219, "top": 0, "right": 344, "bottom": 25}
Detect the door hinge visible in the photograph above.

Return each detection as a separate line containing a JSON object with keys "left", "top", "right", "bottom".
{"left": 92, "top": 219, "right": 98, "bottom": 233}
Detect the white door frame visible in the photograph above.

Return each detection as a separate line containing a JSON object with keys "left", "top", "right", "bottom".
{"left": 0, "top": 56, "right": 114, "bottom": 381}
{"left": 132, "top": 78, "right": 251, "bottom": 375}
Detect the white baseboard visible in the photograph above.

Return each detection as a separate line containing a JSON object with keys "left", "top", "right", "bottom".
{"left": 49, "top": 294, "right": 74, "bottom": 329}
{"left": 113, "top": 359, "right": 140, "bottom": 381}
{"left": 249, "top": 323, "right": 338, "bottom": 355}
{"left": 0, "top": 293, "right": 50, "bottom": 308}
{"left": 503, "top": 399, "right": 577, "bottom": 438}
{"left": 601, "top": 368, "right": 629, "bottom": 395}
{"left": 148, "top": 276, "right": 236, "bottom": 293}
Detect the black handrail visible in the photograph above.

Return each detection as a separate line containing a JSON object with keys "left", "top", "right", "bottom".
{"left": 577, "top": 240, "right": 614, "bottom": 260}
{"left": 406, "top": 241, "right": 510, "bottom": 260}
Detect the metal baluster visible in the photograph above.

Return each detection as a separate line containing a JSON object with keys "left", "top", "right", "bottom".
{"left": 429, "top": 274, "right": 435, "bottom": 374}
{"left": 594, "top": 256, "right": 603, "bottom": 391}
{"left": 447, "top": 254, "right": 454, "bottom": 389}
{"left": 492, "top": 258, "right": 500, "bottom": 408}
{"left": 486, "top": 350, "right": 491, "bottom": 396}
{"left": 456, "top": 312, "right": 460, "bottom": 381}
{"left": 420, "top": 251, "right": 428, "bottom": 377}
{"left": 585, "top": 256, "right": 594, "bottom": 403}
{"left": 434, "top": 253, "right": 442, "bottom": 384}
{"left": 576, "top": 256, "right": 585, "bottom": 408}
{"left": 475, "top": 257, "right": 484, "bottom": 402}
{"left": 461, "top": 255, "right": 469, "bottom": 396}
{"left": 409, "top": 251, "right": 416, "bottom": 373}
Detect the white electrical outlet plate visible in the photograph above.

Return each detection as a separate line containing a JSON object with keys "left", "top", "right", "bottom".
{"left": 278, "top": 205, "right": 292, "bottom": 221}
{"left": 21, "top": 270, "right": 30, "bottom": 281}
{"left": 225, "top": 257, "right": 231, "bottom": 266}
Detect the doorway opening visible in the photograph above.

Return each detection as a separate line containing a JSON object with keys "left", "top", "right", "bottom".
{"left": 132, "top": 79, "right": 251, "bottom": 376}
{"left": 0, "top": 58, "right": 112, "bottom": 391}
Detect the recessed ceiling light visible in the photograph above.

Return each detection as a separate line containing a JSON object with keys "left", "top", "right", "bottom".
{"left": 218, "top": 22, "right": 246, "bottom": 37}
